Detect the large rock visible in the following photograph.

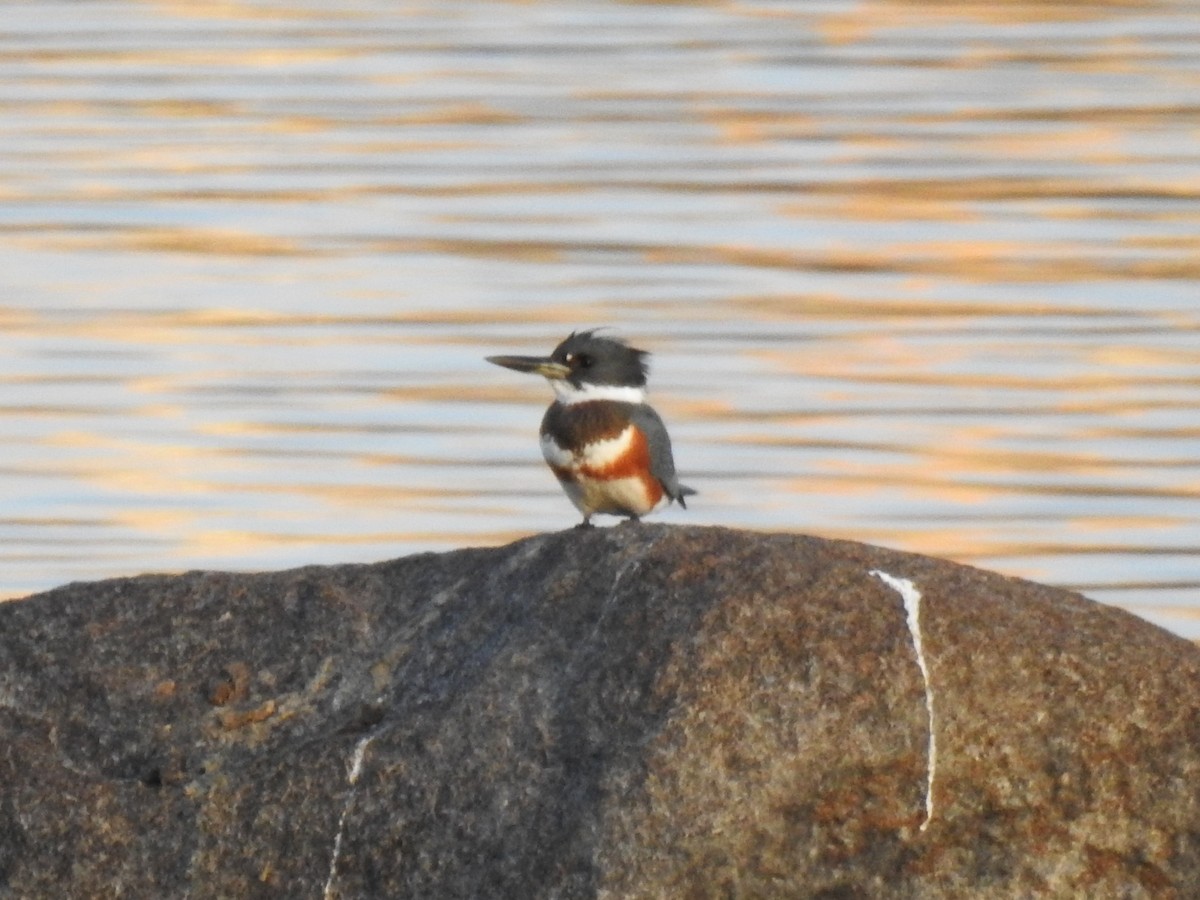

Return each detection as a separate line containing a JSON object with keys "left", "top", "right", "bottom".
{"left": 1, "top": 525, "right": 1197, "bottom": 898}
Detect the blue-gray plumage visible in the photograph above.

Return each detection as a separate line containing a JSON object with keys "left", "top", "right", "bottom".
{"left": 627, "top": 402, "right": 692, "bottom": 507}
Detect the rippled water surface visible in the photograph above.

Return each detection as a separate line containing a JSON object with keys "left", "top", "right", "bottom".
{"left": 2, "top": 0, "right": 1198, "bottom": 635}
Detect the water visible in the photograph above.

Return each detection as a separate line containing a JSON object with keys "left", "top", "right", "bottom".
{"left": 2, "top": 0, "right": 1198, "bottom": 636}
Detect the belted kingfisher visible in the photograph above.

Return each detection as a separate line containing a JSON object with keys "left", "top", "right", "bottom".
{"left": 487, "top": 330, "right": 695, "bottom": 528}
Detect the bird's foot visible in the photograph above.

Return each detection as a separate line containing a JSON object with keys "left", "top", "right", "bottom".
{"left": 574, "top": 518, "right": 595, "bottom": 530}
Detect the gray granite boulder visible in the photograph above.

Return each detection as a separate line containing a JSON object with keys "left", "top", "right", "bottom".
{"left": 1, "top": 525, "right": 1197, "bottom": 898}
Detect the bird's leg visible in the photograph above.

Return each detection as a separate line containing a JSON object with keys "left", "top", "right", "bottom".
{"left": 574, "top": 515, "right": 594, "bottom": 530}
{"left": 619, "top": 515, "right": 641, "bottom": 526}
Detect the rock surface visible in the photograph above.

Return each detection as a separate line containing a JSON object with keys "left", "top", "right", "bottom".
{"left": 1, "top": 525, "right": 1198, "bottom": 898}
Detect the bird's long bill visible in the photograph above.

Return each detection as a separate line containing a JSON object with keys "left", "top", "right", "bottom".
{"left": 485, "top": 355, "right": 571, "bottom": 379}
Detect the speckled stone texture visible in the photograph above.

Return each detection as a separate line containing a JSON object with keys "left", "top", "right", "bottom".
{"left": 0, "top": 526, "right": 1197, "bottom": 899}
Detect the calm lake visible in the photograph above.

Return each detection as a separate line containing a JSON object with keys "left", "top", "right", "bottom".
{"left": 2, "top": 0, "right": 1198, "bottom": 636}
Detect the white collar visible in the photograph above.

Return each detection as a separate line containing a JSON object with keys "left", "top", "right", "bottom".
{"left": 550, "top": 380, "right": 646, "bottom": 406}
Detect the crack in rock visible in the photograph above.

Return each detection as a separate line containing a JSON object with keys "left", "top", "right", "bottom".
{"left": 321, "top": 732, "right": 374, "bottom": 900}
{"left": 870, "top": 569, "right": 936, "bottom": 832}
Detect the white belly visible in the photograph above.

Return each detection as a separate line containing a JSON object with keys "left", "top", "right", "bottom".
{"left": 561, "top": 473, "right": 662, "bottom": 517}
{"left": 540, "top": 428, "right": 662, "bottom": 517}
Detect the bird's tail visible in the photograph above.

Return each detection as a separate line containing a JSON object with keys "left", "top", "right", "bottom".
{"left": 673, "top": 484, "right": 697, "bottom": 509}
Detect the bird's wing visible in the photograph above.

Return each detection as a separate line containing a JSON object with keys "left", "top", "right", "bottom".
{"left": 627, "top": 403, "right": 694, "bottom": 503}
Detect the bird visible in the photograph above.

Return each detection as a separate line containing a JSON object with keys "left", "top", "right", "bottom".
{"left": 487, "top": 330, "right": 695, "bottom": 528}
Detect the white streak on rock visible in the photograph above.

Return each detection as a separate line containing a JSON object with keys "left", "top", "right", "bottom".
{"left": 322, "top": 733, "right": 374, "bottom": 899}
{"left": 870, "top": 569, "right": 936, "bottom": 832}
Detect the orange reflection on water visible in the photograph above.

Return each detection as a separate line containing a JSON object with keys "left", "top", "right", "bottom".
{"left": 1, "top": 0, "right": 1197, "bottom": 637}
